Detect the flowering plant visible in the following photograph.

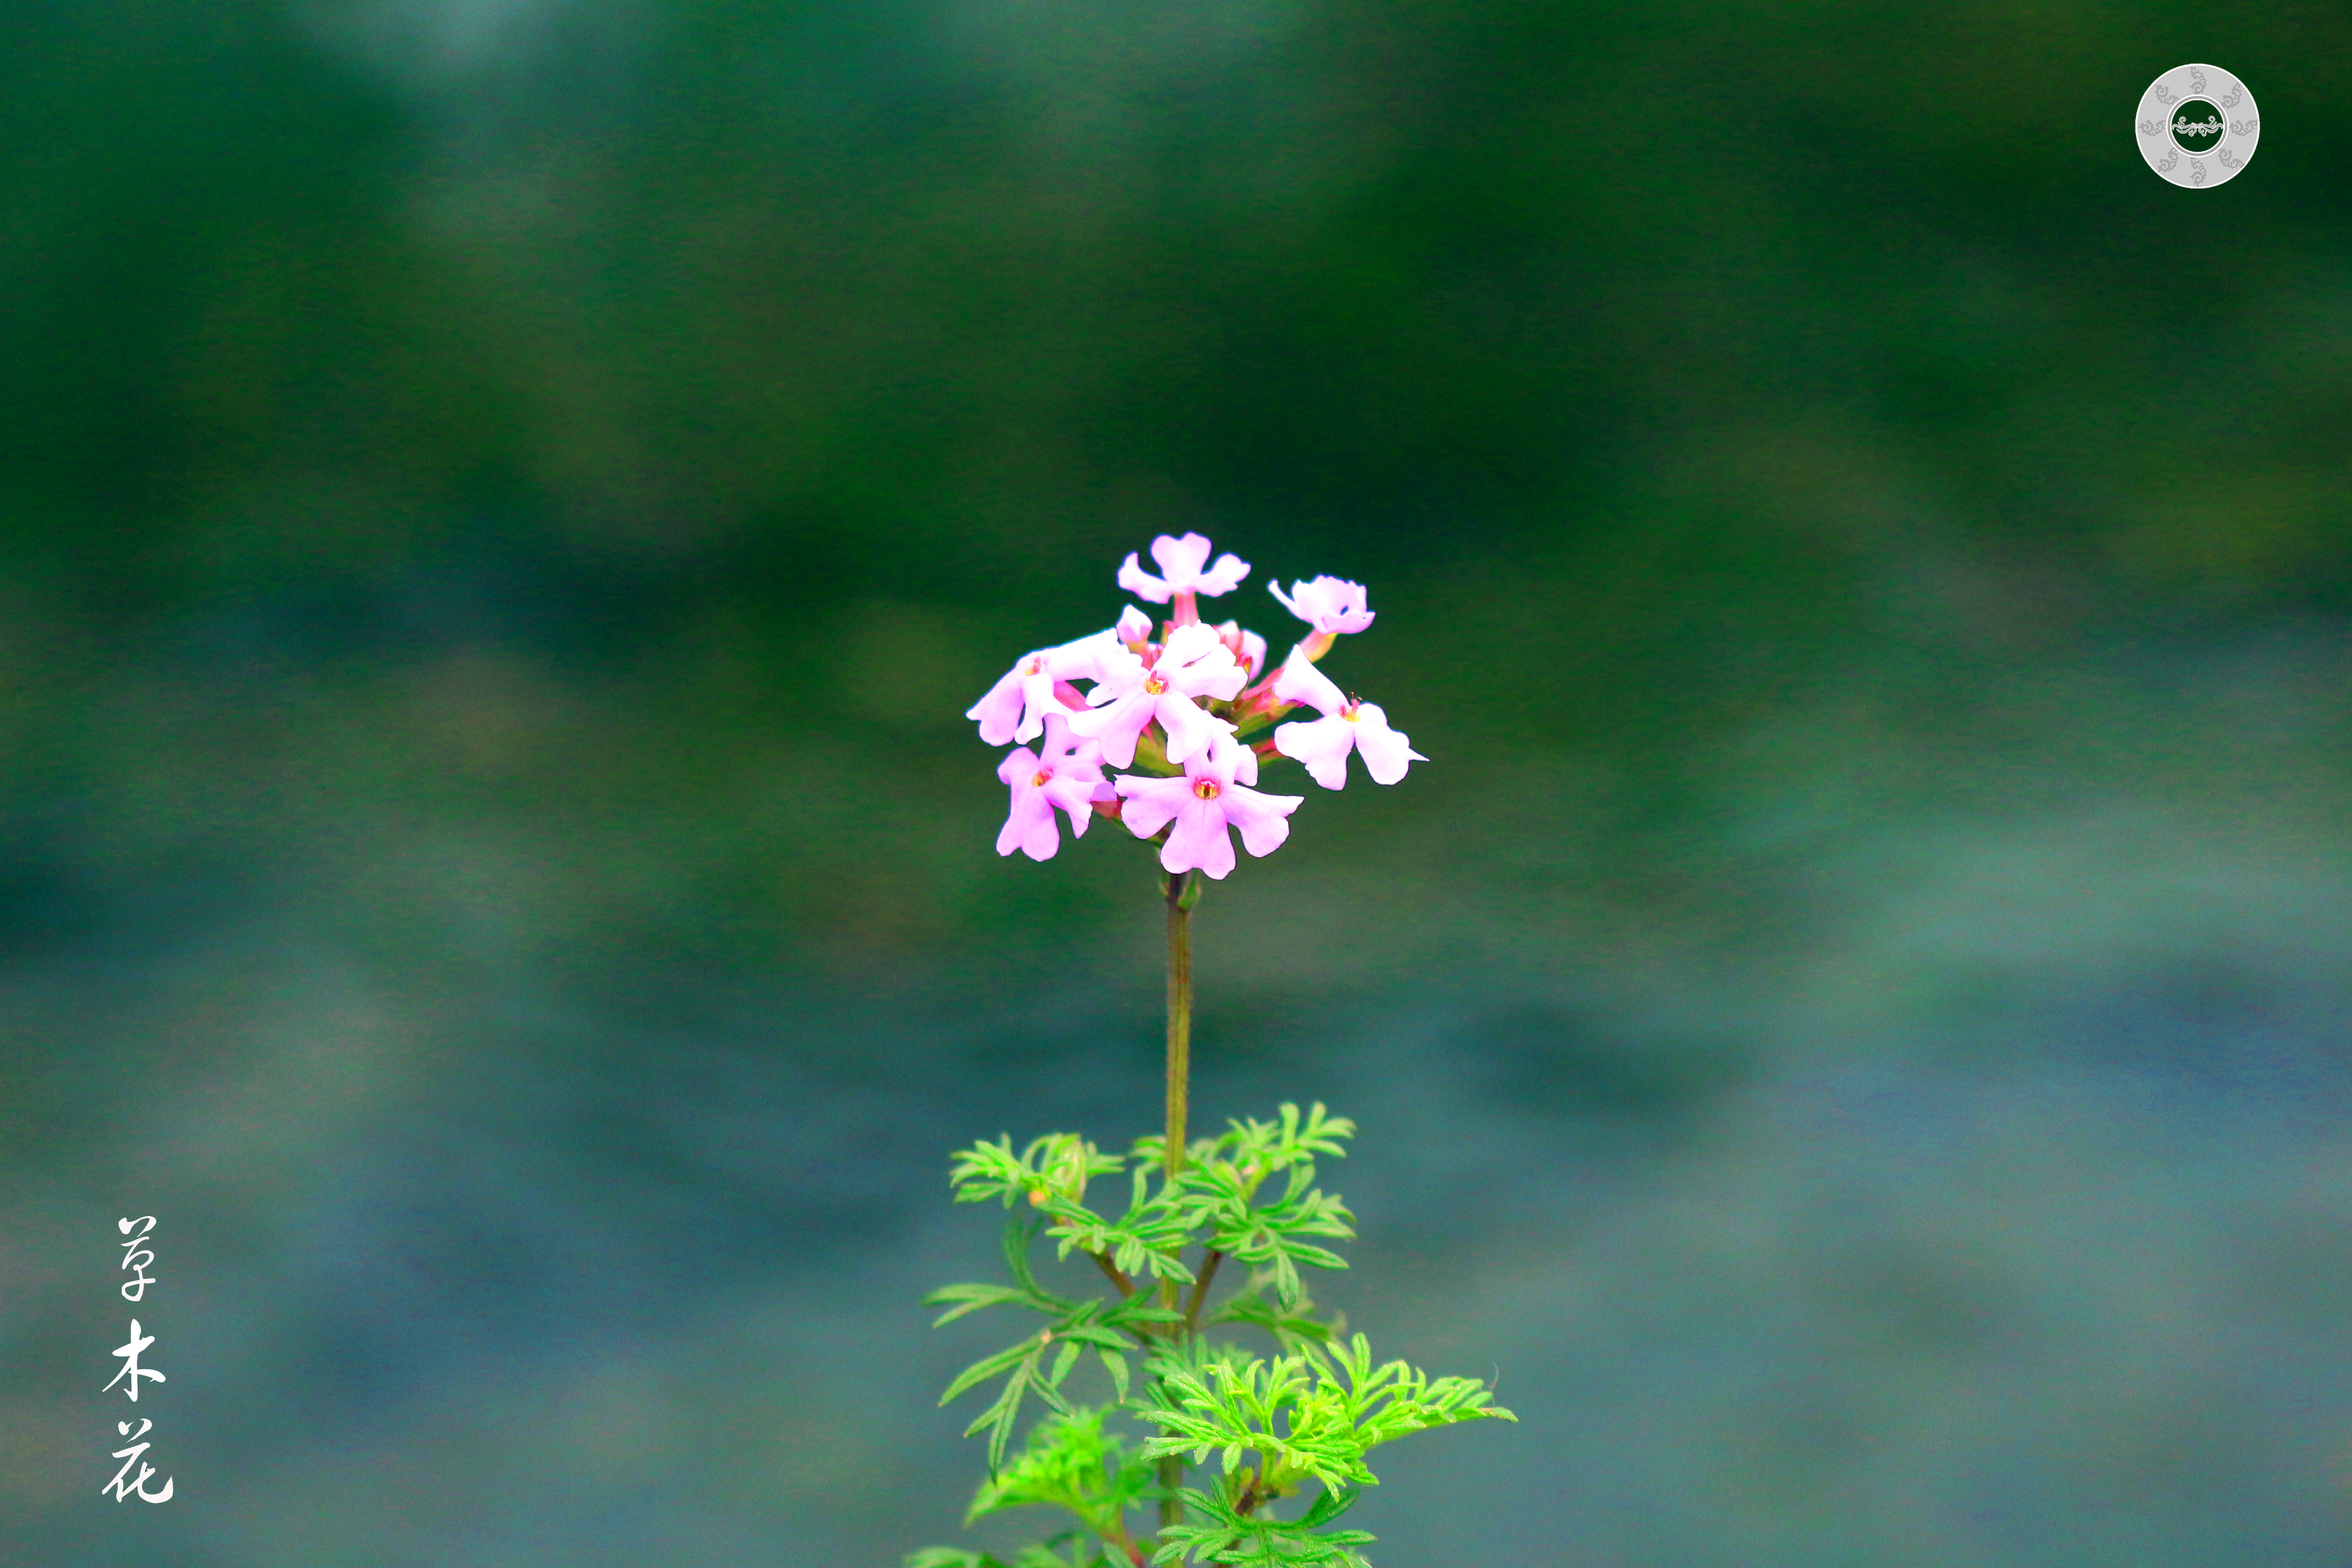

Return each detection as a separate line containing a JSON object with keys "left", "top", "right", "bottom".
{"left": 914, "top": 536, "right": 1510, "bottom": 1568}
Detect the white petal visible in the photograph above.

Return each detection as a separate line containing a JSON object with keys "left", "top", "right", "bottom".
{"left": 1270, "top": 649, "right": 1345, "bottom": 717}
{"left": 1350, "top": 704, "right": 1421, "bottom": 785}
{"left": 1273, "top": 717, "right": 1354, "bottom": 789}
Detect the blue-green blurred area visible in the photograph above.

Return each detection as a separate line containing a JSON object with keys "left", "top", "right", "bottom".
{"left": 7, "top": 0, "right": 2352, "bottom": 1561}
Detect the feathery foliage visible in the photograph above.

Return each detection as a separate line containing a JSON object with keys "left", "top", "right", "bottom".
{"left": 915, "top": 1105, "right": 1514, "bottom": 1567}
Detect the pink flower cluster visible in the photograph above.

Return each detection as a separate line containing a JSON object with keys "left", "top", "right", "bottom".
{"left": 967, "top": 534, "right": 1425, "bottom": 879}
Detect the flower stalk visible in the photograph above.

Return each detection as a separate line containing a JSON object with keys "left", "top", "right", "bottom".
{"left": 1163, "top": 868, "right": 1196, "bottom": 1188}
{"left": 1160, "top": 866, "right": 1197, "bottom": 1530}
{"left": 914, "top": 535, "right": 1505, "bottom": 1568}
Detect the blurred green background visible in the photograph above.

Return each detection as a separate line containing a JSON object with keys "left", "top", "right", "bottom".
{"left": 7, "top": 1, "right": 2352, "bottom": 1563}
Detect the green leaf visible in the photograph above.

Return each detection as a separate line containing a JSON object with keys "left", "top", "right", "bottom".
{"left": 941, "top": 1336, "right": 1043, "bottom": 1407}
{"left": 926, "top": 1282, "right": 1035, "bottom": 1326}
{"left": 998, "top": 1219, "right": 1083, "bottom": 1315}
{"left": 1103, "top": 1295, "right": 1184, "bottom": 1330}
{"left": 906, "top": 1549, "right": 1007, "bottom": 1568}
{"left": 963, "top": 1352, "right": 1037, "bottom": 1471}
{"left": 1295, "top": 1485, "right": 1360, "bottom": 1529}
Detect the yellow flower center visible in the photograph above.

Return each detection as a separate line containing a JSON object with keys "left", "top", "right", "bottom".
{"left": 1032, "top": 769, "right": 1051, "bottom": 787}
{"left": 1143, "top": 673, "right": 1167, "bottom": 696}
{"left": 1193, "top": 779, "right": 1222, "bottom": 800}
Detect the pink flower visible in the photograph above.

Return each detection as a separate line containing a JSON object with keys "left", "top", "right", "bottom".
{"left": 1269, "top": 576, "right": 1374, "bottom": 636}
{"left": 1271, "top": 649, "right": 1426, "bottom": 789}
{"left": 1069, "top": 623, "right": 1245, "bottom": 768}
{"left": 1113, "top": 733, "right": 1301, "bottom": 880}
{"left": 967, "top": 629, "right": 1121, "bottom": 746}
{"left": 995, "top": 715, "right": 1107, "bottom": 861}
{"left": 1117, "top": 534, "right": 1250, "bottom": 606}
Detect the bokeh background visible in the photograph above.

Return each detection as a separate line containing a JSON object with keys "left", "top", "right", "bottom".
{"left": 7, "top": 1, "right": 2352, "bottom": 1563}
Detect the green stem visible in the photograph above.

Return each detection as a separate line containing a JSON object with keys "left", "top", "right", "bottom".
{"left": 1164, "top": 869, "right": 1193, "bottom": 1188}
{"left": 1182, "top": 1250, "right": 1224, "bottom": 1332}
{"left": 1090, "top": 1252, "right": 1136, "bottom": 1298}
{"left": 1158, "top": 867, "right": 1196, "bottom": 1532}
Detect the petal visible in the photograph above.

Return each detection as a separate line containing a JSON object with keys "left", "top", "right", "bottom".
{"left": 1297, "top": 576, "right": 1374, "bottom": 634}
{"left": 1045, "top": 775, "right": 1098, "bottom": 836}
{"left": 1162, "top": 798, "right": 1237, "bottom": 879}
{"left": 1115, "top": 605, "right": 1155, "bottom": 646}
{"left": 997, "top": 745, "right": 1043, "bottom": 787}
{"left": 1350, "top": 703, "right": 1422, "bottom": 785}
{"left": 1149, "top": 532, "right": 1213, "bottom": 587}
{"left": 1068, "top": 690, "right": 1152, "bottom": 768}
{"left": 1157, "top": 693, "right": 1231, "bottom": 766}
{"left": 1043, "top": 721, "right": 1105, "bottom": 781}
{"left": 1185, "top": 658, "right": 1248, "bottom": 703}
{"left": 1205, "top": 728, "right": 1258, "bottom": 785}
{"left": 1222, "top": 783, "right": 1301, "bottom": 858}
{"left": 1013, "top": 670, "right": 1062, "bottom": 743}
{"left": 1117, "top": 553, "right": 1173, "bottom": 603}
{"left": 1160, "top": 624, "right": 1245, "bottom": 700}
{"left": 1043, "top": 629, "right": 1114, "bottom": 682}
{"left": 1113, "top": 774, "right": 1187, "bottom": 839}
{"left": 997, "top": 785, "right": 1051, "bottom": 857}
{"left": 1273, "top": 716, "right": 1354, "bottom": 789}
{"left": 1086, "top": 641, "right": 1147, "bottom": 703}
{"left": 1239, "top": 630, "right": 1267, "bottom": 680}
{"left": 1159, "top": 622, "right": 1225, "bottom": 666}
{"left": 1270, "top": 650, "right": 1347, "bottom": 718}
{"left": 1019, "top": 804, "right": 1063, "bottom": 861}
{"left": 967, "top": 663, "right": 1030, "bottom": 745}
{"left": 1192, "top": 552, "right": 1250, "bottom": 596}
{"left": 1269, "top": 580, "right": 1303, "bottom": 619}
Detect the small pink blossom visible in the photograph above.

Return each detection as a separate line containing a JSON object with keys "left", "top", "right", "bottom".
{"left": 995, "top": 715, "right": 1107, "bottom": 861}
{"left": 1269, "top": 576, "right": 1374, "bottom": 636}
{"left": 1115, "top": 605, "right": 1155, "bottom": 650}
{"left": 1113, "top": 733, "right": 1301, "bottom": 880}
{"left": 1117, "top": 534, "right": 1250, "bottom": 606}
{"left": 967, "top": 629, "right": 1120, "bottom": 746}
{"left": 1070, "top": 623, "right": 1245, "bottom": 768}
{"left": 1271, "top": 649, "right": 1426, "bottom": 789}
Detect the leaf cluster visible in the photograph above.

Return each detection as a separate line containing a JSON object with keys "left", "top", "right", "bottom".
{"left": 967, "top": 1407, "right": 1154, "bottom": 1539}
{"left": 1134, "top": 1332, "right": 1516, "bottom": 1492}
{"left": 930, "top": 1218, "right": 1179, "bottom": 1469}
{"left": 914, "top": 1105, "right": 1511, "bottom": 1568}
{"left": 1154, "top": 1484, "right": 1371, "bottom": 1568}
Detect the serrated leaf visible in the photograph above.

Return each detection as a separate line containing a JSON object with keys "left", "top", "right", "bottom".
{"left": 927, "top": 1283, "right": 1033, "bottom": 1326}
{"left": 941, "top": 1338, "right": 1041, "bottom": 1407}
